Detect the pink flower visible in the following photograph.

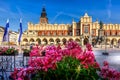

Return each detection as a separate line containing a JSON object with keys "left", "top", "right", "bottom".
{"left": 30, "top": 45, "right": 45, "bottom": 57}
{"left": 93, "top": 62, "right": 100, "bottom": 69}
{"left": 18, "top": 78, "right": 23, "bottom": 80}
{"left": 10, "top": 41, "right": 120, "bottom": 80}
{"left": 100, "top": 61, "right": 120, "bottom": 79}
{"left": 86, "top": 43, "right": 92, "bottom": 51}
{"left": 103, "top": 61, "right": 109, "bottom": 67}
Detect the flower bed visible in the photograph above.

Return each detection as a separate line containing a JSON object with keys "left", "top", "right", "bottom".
{"left": 10, "top": 41, "right": 120, "bottom": 80}
{"left": 30, "top": 45, "right": 45, "bottom": 57}
{"left": 0, "top": 47, "right": 18, "bottom": 56}
{"left": 23, "top": 45, "right": 45, "bottom": 57}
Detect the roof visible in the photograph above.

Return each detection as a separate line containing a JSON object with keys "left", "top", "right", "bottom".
{"left": 84, "top": 13, "right": 89, "bottom": 17}
{"left": 0, "top": 26, "right": 4, "bottom": 30}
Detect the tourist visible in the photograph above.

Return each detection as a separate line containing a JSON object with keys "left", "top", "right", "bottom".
{"left": 30, "top": 44, "right": 33, "bottom": 50}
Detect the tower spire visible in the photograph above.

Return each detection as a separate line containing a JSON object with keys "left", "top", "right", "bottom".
{"left": 41, "top": 7, "right": 47, "bottom": 18}
{"left": 40, "top": 7, "right": 48, "bottom": 24}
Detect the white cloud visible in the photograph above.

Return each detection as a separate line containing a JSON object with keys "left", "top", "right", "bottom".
{"left": 107, "top": 0, "right": 112, "bottom": 19}
{"left": 16, "top": 6, "right": 23, "bottom": 18}
{"left": 50, "top": 11, "right": 63, "bottom": 23}
{"left": 50, "top": 11, "right": 79, "bottom": 23}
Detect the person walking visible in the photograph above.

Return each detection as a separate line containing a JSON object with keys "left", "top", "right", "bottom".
{"left": 30, "top": 44, "right": 33, "bottom": 50}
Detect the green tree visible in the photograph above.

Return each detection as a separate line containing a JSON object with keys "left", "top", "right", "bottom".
{"left": 99, "top": 21, "right": 103, "bottom": 29}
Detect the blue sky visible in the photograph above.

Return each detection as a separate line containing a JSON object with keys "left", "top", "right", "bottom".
{"left": 0, "top": 0, "right": 120, "bottom": 31}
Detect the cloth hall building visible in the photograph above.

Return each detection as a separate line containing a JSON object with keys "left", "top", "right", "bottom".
{"left": 21, "top": 7, "right": 120, "bottom": 46}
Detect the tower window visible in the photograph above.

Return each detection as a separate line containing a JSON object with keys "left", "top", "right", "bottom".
{"left": 76, "top": 30, "right": 79, "bottom": 36}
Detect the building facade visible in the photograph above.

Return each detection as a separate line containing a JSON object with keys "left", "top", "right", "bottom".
{"left": 0, "top": 26, "right": 4, "bottom": 45}
{"left": 21, "top": 7, "right": 120, "bottom": 46}
{"left": 0, "top": 29, "right": 19, "bottom": 45}
{"left": 9, "top": 31, "right": 19, "bottom": 45}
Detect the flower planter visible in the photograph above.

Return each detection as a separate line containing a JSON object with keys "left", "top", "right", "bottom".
{"left": 1, "top": 53, "right": 18, "bottom": 56}
{"left": 0, "top": 47, "right": 18, "bottom": 56}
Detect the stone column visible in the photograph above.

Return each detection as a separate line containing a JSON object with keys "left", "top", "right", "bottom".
{"left": 72, "top": 20, "right": 76, "bottom": 36}
{"left": 81, "top": 38, "right": 84, "bottom": 46}
{"left": 60, "top": 41, "right": 63, "bottom": 45}
{"left": 55, "top": 41, "right": 57, "bottom": 45}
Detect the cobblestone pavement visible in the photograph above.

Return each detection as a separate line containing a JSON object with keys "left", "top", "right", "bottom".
{"left": 93, "top": 48, "right": 120, "bottom": 71}
{"left": 12, "top": 48, "right": 120, "bottom": 71}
